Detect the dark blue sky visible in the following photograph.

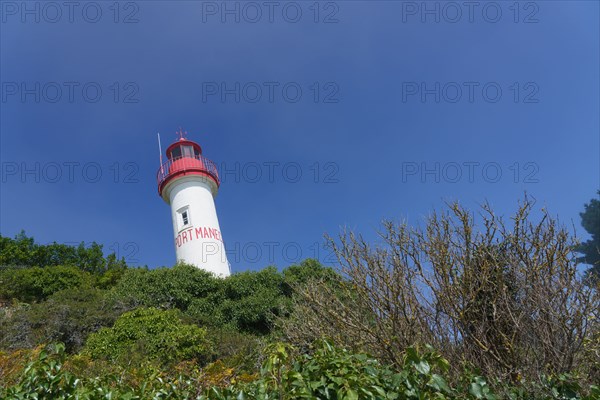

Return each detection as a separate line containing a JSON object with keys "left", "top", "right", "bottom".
{"left": 1, "top": 1, "right": 598, "bottom": 271}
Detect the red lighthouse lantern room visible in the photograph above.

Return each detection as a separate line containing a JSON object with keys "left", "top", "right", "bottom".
{"left": 157, "top": 128, "right": 220, "bottom": 199}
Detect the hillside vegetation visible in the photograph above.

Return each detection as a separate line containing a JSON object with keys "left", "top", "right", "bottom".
{"left": 0, "top": 200, "right": 598, "bottom": 399}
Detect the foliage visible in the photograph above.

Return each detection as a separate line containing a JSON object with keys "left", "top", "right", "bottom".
{"left": 0, "top": 274, "right": 128, "bottom": 352}
{"left": 280, "top": 199, "right": 600, "bottom": 385}
{"left": 22, "top": 287, "right": 126, "bottom": 352}
{"left": 0, "top": 232, "right": 128, "bottom": 305}
{"left": 282, "top": 258, "right": 339, "bottom": 292}
{"left": 197, "top": 341, "right": 469, "bottom": 399}
{"left": 0, "top": 302, "right": 35, "bottom": 350}
{"left": 228, "top": 340, "right": 457, "bottom": 399}
{"left": 208, "top": 266, "right": 289, "bottom": 334}
{"left": 1, "top": 200, "right": 599, "bottom": 398}
{"left": 110, "top": 263, "right": 219, "bottom": 310}
{"left": 0, "top": 265, "right": 92, "bottom": 303}
{"left": 112, "top": 261, "right": 334, "bottom": 335}
{"left": 576, "top": 190, "right": 600, "bottom": 284}
{"left": 93, "top": 255, "right": 128, "bottom": 289}
{"left": 0, "top": 346, "right": 42, "bottom": 387}
{"left": 2, "top": 343, "right": 83, "bottom": 399}
{"left": 204, "top": 327, "right": 264, "bottom": 373}
{"left": 0, "top": 231, "right": 126, "bottom": 273}
{"left": 83, "top": 307, "right": 212, "bottom": 366}
{"left": 3, "top": 340, "right": 598, "bottom": 399}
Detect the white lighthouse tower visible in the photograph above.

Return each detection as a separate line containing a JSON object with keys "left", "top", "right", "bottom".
{"left": 157, "top": 129, "right": 230, "bottom": 277}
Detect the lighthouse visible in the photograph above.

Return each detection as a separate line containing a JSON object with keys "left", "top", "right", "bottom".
{"left": 157, "top": 129, "right": 230, "bottom": 277}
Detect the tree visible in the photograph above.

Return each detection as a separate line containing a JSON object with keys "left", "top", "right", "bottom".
{"left": 282, "top": 258, "right": 339, "bottom": 294}
{"left": 0, "top": 265, "right": 93, "bottom": 303}
{"left": 576, "top": 191, "right": 600, "bottom": 284}
{"left": 0, "top": 232, "right": 127, "bottom": 273}
{"left": 280, "top": 199, "right": 600, "bottom": 383}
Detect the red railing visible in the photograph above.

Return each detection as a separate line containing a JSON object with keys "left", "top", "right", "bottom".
{"left": 157, "top": 155, "right": 220, "bottom": 189}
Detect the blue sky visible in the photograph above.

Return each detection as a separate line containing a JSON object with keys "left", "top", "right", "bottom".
{"left": 1, "top": 1, "right": 598, "bottom": 271}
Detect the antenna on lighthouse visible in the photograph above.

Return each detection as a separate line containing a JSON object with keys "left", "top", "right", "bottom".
{"left": 158, "top": 132, "right": 164, "bottom": 174}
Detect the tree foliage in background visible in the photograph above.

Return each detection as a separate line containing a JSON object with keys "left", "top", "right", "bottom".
{"left": 0, "top": 236, "right": 132, "bottom": 352}
{"left": 576, "top": 190, "right": 600, "bottom": 284}
{"left": 0, "top": 231, "right": 126, "bottom": 273}
{"left": 112, "top": 260, "right": 335, "bottom": 335}
{"left": 0, "top": 265, "right": 92, "bottom": 303}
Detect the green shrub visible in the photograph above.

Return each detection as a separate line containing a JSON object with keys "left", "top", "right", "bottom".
{"left": 2, "top": 340, "right": 598, "bottom": 399}
{"left": 216, "top": 266, "right": 289, "bottom": 334}
{"left": 0, "top": 286, "right": 127, "bottom": 352}
{"left": 113, "top": 263, "right": 330, "bottom": 335}
{"left": 111, "top": 263, "right": 219, "bottom": 310}
{"left": 83, "top": 307, "right": 212, "bottom": 366}
{"left": 31, "top": 287, "right": 127, "bottom": 352}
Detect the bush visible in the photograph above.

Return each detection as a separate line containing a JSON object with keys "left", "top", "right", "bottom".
{"left": 216, "top": 267, "right": 289, "bottom": 334}
{"left": 113, "top": 262, "right": 333, "bottom": 335}
{"left": 2, "top": 339, "right": 599, "bottom": 399}
{"left": 29, "top": 287, "right": 127, "bottom": 352}
{"left": 204, "top": 326, "right": 264, "bottom": 373}
{"left": 111, "top": 263, "right": 219, "bottom": 310}
{"left": 0, "top": 286, "right": 128, "bottom": 353}
{"left": 281, "top": 199, "right": 600, "bottom": 386}
{"left": 83, "top": 307, "right": 212, "bottom": 366}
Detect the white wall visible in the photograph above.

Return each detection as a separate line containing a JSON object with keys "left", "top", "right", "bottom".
{"left": 164, "top": 175, "right": 230, "bottom": 277}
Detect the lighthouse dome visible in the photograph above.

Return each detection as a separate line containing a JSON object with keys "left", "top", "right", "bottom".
{"left": 157, "top": 134, "right": 220, "bottom": 199}
{"left": 167, "top": 139, "right": 205, "bottom": 174}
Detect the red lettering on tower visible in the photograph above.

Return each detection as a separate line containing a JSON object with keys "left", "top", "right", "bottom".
{"left": 176, "top": 226, "right": 223, "bottom": 247}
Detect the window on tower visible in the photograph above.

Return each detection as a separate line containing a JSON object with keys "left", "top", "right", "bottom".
{"left": 177, "top": 207, "right": 191, "bottom": 231}
{"left": 171, "top": 146, "right": 182, "bottom": 159}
